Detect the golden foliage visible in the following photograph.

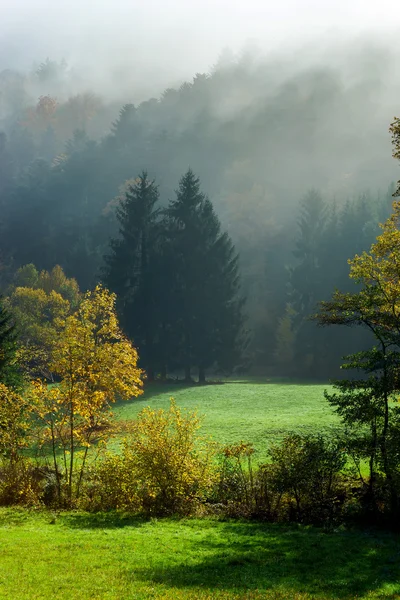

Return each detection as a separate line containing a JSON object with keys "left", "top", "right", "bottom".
{"left": 7, "top": 264, "right": 80, "bottom": 378}
{"left": 349, "top": 200, "right": 400, "bottom": 320}
{"left": 29, "top": 285, "right": 143, "bottom": 505}
{"left": 8, "top": 286, "right": 70, "bottom": 379}
{"left": 0, "top": 383, "right": 31, "bottom": 462}
{"left": 12, "top": 264, "right": 80, "bottom": 305}
{"left": 95, "top": 399, "right": 216, "bottom": 514}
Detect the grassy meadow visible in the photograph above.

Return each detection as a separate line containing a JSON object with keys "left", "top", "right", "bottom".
{"left": 113, "top": 379, "right": 340, "bottom": 460}
{"left": 4, "top": 379, "right": 395, "bottom": 600}
{"left": 1, "top": 508, "right": 400, "bottom": 600}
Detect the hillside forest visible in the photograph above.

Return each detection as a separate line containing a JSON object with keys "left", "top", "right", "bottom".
{"left": 0, "top": 49, "right": 399, "bottom": 379}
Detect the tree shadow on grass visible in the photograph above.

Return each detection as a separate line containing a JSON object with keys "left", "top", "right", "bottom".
{"left": 59, "top": 511, "right": 148, "bottom": 530}
{"left": 131, "top": 521, "right": 400, "bottom": 599}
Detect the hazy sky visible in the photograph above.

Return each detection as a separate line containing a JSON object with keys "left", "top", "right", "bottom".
{"left": 2, "top": 0, "right": 400, "bottom": 80}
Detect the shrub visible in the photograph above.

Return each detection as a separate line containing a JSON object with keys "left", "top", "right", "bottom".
{"left": 89, "top": 399, "right": 216, "bottom": 515}
{"left": 0, "top": 459, "right": 44, "bottom": 506}
{"left": 214, "top": 442, "right": 256, "bottom": 516}
{"left": 269, "top": 433, "right": 347, "bottom": 525}
{"left": 0, "top": 383, "right": 31, "bottom": 463}
{"left": 82, "top": 454, "right": 140, "bottom": 512}
{"left": 213, "top": 442, "right": 283, "bottom": 519}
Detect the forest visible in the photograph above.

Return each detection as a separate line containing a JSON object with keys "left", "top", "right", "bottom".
{"left": 0, "top": 48, "right": 399, "bottom": 378}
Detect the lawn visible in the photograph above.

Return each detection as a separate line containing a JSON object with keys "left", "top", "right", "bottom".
{"left": 113, "top": 379, "right": 340, "bottom": 460}
{"left": 1, "top": 508, "right": 399, "bottom": 600}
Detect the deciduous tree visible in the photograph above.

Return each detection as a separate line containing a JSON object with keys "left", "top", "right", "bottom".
{"left": 30, "top": 285, "right": 143, "bottom": 505}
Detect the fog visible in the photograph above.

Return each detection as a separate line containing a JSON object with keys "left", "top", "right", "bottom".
{"left": 2, "top": 0, "right": 400, "bottom": 93}
{"left": 2, "top": 0, "right": 400, "bottom": 218}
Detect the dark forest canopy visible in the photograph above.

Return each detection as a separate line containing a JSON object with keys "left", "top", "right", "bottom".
{"left": 0, "top": 44, "right": 399, "bottom": 377}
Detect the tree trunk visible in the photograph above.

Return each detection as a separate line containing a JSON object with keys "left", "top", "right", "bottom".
{"left": 198, "top": 365, "right": 206, "bottom": 384}
{"left": 184, "top": 365, "right": 191, "bottom": 382}
{"left": 147, "top": 366, "right": 155, "bottom": 382}
{"left": 160, "top": 364, "right": 167, "bottom": 380}
{"left": 381, "top": 351, "right": 398, "bottom": 513}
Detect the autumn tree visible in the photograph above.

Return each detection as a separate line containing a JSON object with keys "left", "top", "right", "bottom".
{"left": 7, "top": 265, "right": 79, "bottom": 379}
{"left": 314, "top": 118, "right": 400, "bottom": 511}
{"left": 31, "top": 285, "right": 143, "bottom": 505}
{"left": 12, "top": 263, "right": 80, "bottom": 305}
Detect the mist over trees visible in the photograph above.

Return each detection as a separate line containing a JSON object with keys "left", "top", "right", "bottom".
{"left": 0, "top": 43, "right": 399, "bottom": 376}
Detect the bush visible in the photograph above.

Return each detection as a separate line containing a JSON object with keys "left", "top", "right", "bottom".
{"left": 0, "top": 459, "right": 44, "bottom": 506}
{"left": 82, "top": 454, "right": 140, "bottom": 512}
{"left": 89, "top": 400, "right": 216, "bottom": 515}
{"left": 213, "top": 443, "right": 283, "bottom": 519}
{"left": 214, "top": 443, "right": 255, "bottom": 517}
{"left": 268, "top": 433, "right": 348, "bottom": 525}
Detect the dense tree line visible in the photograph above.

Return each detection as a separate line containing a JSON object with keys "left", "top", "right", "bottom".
{"left": 0, "top": 56, "right": 397, "bottom": 376}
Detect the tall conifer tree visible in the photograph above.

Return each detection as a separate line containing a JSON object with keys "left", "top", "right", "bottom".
{"left": 103, "top": 172, "right": 163, "bottom": 379}
{"left": 167, "top": 169, "right": 245, "bottom": 382}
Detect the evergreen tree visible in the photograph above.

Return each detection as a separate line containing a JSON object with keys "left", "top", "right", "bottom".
{"left": 291, "top": 189, "right": 327, "bottom": 317}
{"left": 103, "top": 172, "right": 164, "bottom": 379}
{"left": 167, "top": 169, "right": 245, "bottom": 382}
{"left": 0, "top": 297, "right": 20, "bottom": 388}
{"left": 110, "top": 104, "right": 138, "bottom": 145}
{"left": 289, "top": 190, "right": 329, "bottom": 375}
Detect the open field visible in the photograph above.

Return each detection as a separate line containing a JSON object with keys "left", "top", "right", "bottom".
{"left": 2, "top": 381, "right": 398, "bottom": 600}
{"left": 113, "top": 379, "right": 340, "bottom": 460}
{"left": 1, "top": 508, "right": 400, "bottom": 600}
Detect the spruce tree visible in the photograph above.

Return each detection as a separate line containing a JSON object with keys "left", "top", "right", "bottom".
{"left": 110, "top": 104, "right": 137, "bottom": 144}
{"left": 103, "top": 172, "right": 164, "bottom": 379}
{"left": 167, "top": 169, "right": 245, "bottom": 382}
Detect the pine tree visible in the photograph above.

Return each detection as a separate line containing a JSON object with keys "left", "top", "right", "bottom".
{"left": 167, "top": 169, "right": 245, "bottom": 382}
{"left": 103, "top": 172, "right": 164, "bottom": 379}
{"left": 289, "top": 190, "right": 328, "bottom": 374}
{"left": 110, "top": 104, "right": 137, "bottom": 144}
{"left": 0, "top": 297, "right": 20, "bottom": 389}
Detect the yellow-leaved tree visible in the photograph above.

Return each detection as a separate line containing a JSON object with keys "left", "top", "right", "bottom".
{"left": 8, "top": 287, "right": 70, "bottom": 380}
{"left": 30, "top": 285, "right": 143, "bottom": 505}
{"left": 7, "top": 264, "right": 80, "bottom": 380}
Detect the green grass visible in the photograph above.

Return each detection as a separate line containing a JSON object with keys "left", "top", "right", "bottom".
{"left": 1, "top": 508, "right": 399, "bottom": 599}
{"left": 2, "top": 381, "right": 396, "bottom": 599}
{"left": 113, "top": 379, "right": 340, "bottom": 460}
